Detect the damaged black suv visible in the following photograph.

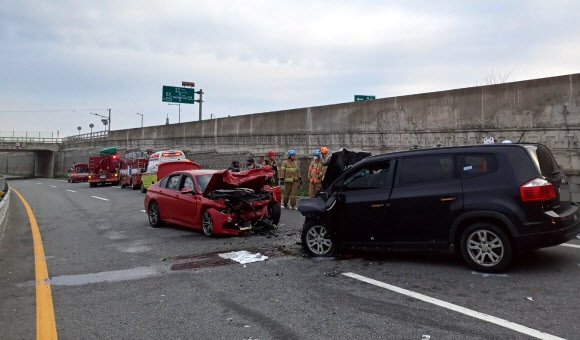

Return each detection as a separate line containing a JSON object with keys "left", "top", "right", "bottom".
{"left": 297, "top": 145, "right": 580, "bottom": 272}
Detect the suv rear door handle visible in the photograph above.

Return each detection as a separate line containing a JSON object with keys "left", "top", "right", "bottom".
{"left": 440, "top": 196, "right": 456, "bottom": 202}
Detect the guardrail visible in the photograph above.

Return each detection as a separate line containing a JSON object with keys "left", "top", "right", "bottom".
{"left": 0, "top": 136, "right": 62, "bottom": 144}
{"left": 62, "top": 131, "right": 108, "bottom": 143}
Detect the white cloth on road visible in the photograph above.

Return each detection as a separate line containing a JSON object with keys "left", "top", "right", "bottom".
{"left": 219, "top": 250, "right": 268, "bottom": 264}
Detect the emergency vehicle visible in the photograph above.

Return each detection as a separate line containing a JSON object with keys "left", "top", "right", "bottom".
{"left": 88, "top": 147, "right": 120, "bottom": 187}
{"left": 120, "top": 151, "right": 150, "bottom": 190}
{"left": 67, "top": 163, "right": 89, "bottom": 183}
{"left": 139, "top": 150, "right": 188, "bottom": 192}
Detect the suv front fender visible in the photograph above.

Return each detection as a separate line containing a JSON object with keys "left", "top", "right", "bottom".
{"left": 450, "top": 211, "right": 518, "bottom": 243}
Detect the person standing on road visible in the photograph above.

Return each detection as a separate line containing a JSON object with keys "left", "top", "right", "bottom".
{"left": 262, "top": 150, "right": 279, "bottom": 186}
{"left": 320, "top": 146, "right": 331, "bottom": 181}
{"left": 246, "top": 158, "right": 262, "bottom": 170}
{"left": 308, "top": 149, "right": 323, "bottom": 197}
{"left": 228, "top": 160, "right": 241, "bottom": 172}
{"left": 279, "top": 149, "right": 301, "bottom": 209}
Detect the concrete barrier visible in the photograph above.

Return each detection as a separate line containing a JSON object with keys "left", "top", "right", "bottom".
{"left": 0, "top": 175, "right": 10, "bottom": 231}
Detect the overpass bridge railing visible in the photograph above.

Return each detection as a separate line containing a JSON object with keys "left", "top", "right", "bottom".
{"left": 0, "top": 136, "right": 62, "bottom": 144}
{"left": 61, "top": 131, "right": 108, "bottom": 143}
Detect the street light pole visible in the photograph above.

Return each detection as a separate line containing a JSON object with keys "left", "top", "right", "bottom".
{"left": 168, "top": 103, "right": 180, "bottom": 123}
{"left": 195, "top": 89, "right": 204, "bottom": 120}
{"left": 108, "top": 108, "right": 111, "bottom": 132}
{"left": 136, "top": 113, "right": 143, "bottom": 127}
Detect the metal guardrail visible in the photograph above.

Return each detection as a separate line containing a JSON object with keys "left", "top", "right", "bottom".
{"left": 0, "top": 136, "right": 62, "bottom": 144}
{"left": 62, "top": 131, "right": 108, "bottom": 143}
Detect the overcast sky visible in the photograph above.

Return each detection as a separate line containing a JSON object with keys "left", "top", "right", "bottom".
{"left": 1, "top": 0, "right": 579, "bottom": 138}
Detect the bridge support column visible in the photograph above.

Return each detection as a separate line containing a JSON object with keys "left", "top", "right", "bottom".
{"left": 34, "top": 150, "right": 54, "bottom": 178}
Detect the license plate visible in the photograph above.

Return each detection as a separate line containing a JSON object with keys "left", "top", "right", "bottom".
{"left": 100, "top": 175, "right": 106, "bottom": 179}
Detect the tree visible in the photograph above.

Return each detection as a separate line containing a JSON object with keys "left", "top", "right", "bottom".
{"left": 477, "top": 69, "right": 512, "bottom": 85}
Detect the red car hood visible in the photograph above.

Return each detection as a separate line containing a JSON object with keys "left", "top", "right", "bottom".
{"left": 204, "top": 166, "right": 274, "bottom": 196}
{"left": 158, "top": 160, "right": 201, "bottom": 179}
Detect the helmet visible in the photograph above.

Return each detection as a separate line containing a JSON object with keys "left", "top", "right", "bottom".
{"left": 267, "top": 150, "right": 276, "bottom": 156}
{"left": 313, "top": 149, "right": 321, "bottom": 156}
{"left": 409, "top": 144, "right": 421, "bottom": 150}
{"left": 320, "top": 146, "right": 329, "bottom": 154}
{"left": 433, "top": 143, "right": 444, "bottom": 148}
{"left": 287, "top": 149, "right": 296, "bottom": 157}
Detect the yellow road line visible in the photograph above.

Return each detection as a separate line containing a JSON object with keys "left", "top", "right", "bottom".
{"left": 12, "top": 188, "right": 58, "bottom": 340}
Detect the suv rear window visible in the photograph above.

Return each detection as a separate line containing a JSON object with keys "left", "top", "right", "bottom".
{"left": 458, "top": 154, "right": 498, "bottom": 179}
{"left": 398, "top": 155, "right": 457, "bottom": 186}
{"left": 524, "top": 145, "right": 560, "bottom": 177}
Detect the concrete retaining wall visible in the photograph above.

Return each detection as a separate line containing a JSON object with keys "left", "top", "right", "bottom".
{"left": 2, "top": 73, "right": 580, "bottom": 196}
{"left": 0, "top": 153, "right": 35, "bottom": 176}
{"left": 0, "top": 177, "right": 10, "bottom": 231}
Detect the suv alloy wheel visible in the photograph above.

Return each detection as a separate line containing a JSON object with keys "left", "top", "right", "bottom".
{"left": 460, "top": 222, "right": 513, "bottom": 273}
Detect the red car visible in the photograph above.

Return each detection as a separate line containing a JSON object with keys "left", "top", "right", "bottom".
{"left": 144, "top": 167, "right": 281, "bottom": 236}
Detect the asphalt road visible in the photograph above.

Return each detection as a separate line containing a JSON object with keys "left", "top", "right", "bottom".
{"left": 1, "top": 178, "right": 580, "bottom": 339}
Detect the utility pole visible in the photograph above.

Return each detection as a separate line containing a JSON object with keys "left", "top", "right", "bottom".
{"left": 136, "top": 113, "right": 143, "bottom": 127}
{"left": 108, "top": 108, "right": 111, "bottom": 132}
{"left": 195, "top": 89, "right": 204, "bottom": 120}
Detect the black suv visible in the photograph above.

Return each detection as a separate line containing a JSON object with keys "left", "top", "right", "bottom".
{"left": 297, "top": 145, "right": 580, "bottom": 272}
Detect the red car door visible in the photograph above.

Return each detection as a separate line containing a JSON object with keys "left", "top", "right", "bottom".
{"left": 157, "top": 173, "right": 183, "bottom": 222}
{"left": 173, "top": 175, "right": 201, "bottom": 227}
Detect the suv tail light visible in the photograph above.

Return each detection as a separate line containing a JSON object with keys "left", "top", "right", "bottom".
{"left": 520, "top": 178, "right": 556, "bottom": 202}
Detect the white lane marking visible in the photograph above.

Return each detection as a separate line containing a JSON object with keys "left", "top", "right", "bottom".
{"left": 91, "top": 196, "right": 109, "bottom": 201}
{"left": 49, "top": 185, "right": 56, "bottom": 188}
{"left": 140, "top": 210, "right": 146, "bottom": 213}
{"left": 24, "top": 181, "right": 30, "bottom": 183}
{"left": 561, "top": 243, "right": 580, "bottom": 249}
{"left": 67, "top": 190, "right": 76, "bottom": 193}
{"left": 342, "top": 272, "right": 565, "bottom": 340}
{"left": 36, "top": 183, "right": 42, "bottom": 185}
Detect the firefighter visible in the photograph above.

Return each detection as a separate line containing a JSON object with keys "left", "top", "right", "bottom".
{"left": 262, "top": 150, "right": 278, "bottom": 186}
{"left": 410, "top": 144, "right": 421, "bottom": 150}
{"left": 433, "top": 143, "right": 444, "bottom": 148}
{"left": 320, "top": 146, "right": 330, "bottom": 181}
{"left": 279, "top": 149, "right": 301, "bottom": 209}
{"left": 308, "top": 149, "right": 323, "bottom": 197}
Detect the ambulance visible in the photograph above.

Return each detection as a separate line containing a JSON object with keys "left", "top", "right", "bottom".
{"left": 139, "top": 150, "right": 188, "bottom": 192}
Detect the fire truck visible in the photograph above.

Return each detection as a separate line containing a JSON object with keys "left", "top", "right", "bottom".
{"left": 120, "top": 150, "right": 150, "bottom": 190}
{"left": 88, "top": 147, "right": 120, "bottom": 187}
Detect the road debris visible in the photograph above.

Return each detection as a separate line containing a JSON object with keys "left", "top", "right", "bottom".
{"left": 525, "top": 296, "right": 534, "bottom": 301}
{"left": 323, "top": 270, "right": 338, "bottom": 277}
{"left": 422, "top": 335, "right": 431, "bottom": 340}
{"left": 219, "top": 250, "right": 268, "bottom": 264}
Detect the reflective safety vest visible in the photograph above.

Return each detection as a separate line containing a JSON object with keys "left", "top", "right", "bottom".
{"left": 308, "top": 160, "right": 323, "bottom": 183}
{"left": 280, "top": 159, "right": 300, "bottom": 182}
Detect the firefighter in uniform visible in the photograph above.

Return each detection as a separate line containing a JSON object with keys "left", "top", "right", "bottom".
{"left": 308, "top": 149, "right": 323, "bottom": 197}
{"left": 262, "top": 150, "right": 278, "bottom": 186}
{"left": 320, "top": 146, "right": 330, "bottom": 181}
{"left": 279, "top": 149, "right": 301, "bottom": 209}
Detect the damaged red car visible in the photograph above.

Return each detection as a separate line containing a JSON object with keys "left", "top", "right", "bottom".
{"left": 144, "top": 167, "right": 281, "bottom": 236}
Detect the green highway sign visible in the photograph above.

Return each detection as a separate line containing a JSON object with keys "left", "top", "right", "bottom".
{"left": 162, "top": 86, "right": 195, "bottom": 104}
{"left": 354, "top": 95, "right": 376, "bottom": 102}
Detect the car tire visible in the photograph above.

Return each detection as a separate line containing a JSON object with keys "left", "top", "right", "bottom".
{"left": 121, "top": 182, "right": 126, "bottom": 188}
{"left": 269, "top": 202, "right": 281, "bottom": 226}
{"left": 301, "top": 221, "right": 335, "bottom": 257}
{"left": 148, "top": 201, "right": 162, "bottom": 228}
{"left": 131, "top": 181, "right": 138, "bottom": 190}
{"left": 89, "top": 183, "right": 96, "bottom": 188}
{"left": 202, "top": 211, "right": 214, "bottom": 237}
{"left": 141, "top": 184, "right": 147, "bottom": 193}
{"left": 460, "top": 223, "right": 513, "bottom": 273}
{"left": 112, "top": 181, "right": 119, "bottom": 186}
{"left": 67, "top": 179, "right": 71, "bottom": 183}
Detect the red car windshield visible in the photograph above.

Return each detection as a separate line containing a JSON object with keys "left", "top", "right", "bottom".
{"left": 195, "top": 174, "right": 213, "bottom": 192}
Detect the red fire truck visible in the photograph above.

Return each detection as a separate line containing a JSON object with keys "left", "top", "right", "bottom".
{"left": 120, "top": 151, "right": 150, "bottom": 190}
{"left": 88, "top": 147, "right": 120, "bottom": 187}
